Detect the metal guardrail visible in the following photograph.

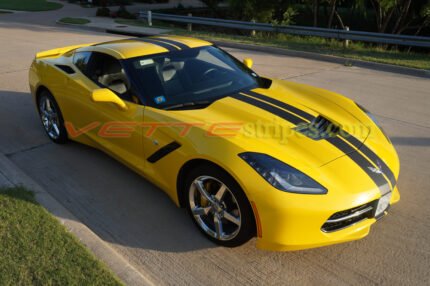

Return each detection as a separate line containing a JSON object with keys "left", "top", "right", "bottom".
{"left": 139, "top": 11, "right": 430, "bottom": 48}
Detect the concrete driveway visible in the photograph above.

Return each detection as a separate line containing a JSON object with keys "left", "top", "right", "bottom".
{"left": 1, "top": 19, "right": 429, "bottom": 286}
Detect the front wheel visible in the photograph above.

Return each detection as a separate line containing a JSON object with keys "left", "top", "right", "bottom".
{"left": 185, "top": 165, "right": 255, "bottom": 247}
{"left": 37, "top": 90, "right": 68, "bottom": 144}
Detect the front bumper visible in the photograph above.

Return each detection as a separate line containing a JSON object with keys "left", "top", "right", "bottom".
{"left": 251, "top": 186, "right": 400, "bottom": 251}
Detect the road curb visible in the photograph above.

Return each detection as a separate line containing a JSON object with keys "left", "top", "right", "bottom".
{"left": 211, "top": 40, "right": 430, "bottom": 79}
{"left": 0, "top": 153, "right": 153, "bottom": 286}
{"left": 56, "top": 21, "right": 429, "bottom": 79}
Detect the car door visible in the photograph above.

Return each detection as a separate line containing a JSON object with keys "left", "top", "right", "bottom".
{"left": 69, "top": 51, "right": 145, "bottom": 172}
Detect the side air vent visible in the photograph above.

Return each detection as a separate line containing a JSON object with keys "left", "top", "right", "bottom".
{"left": 55, "top": 64, "right": 75, "bottom": 74}
{"left": 295, "top": 115, "right": 340, "bottom": 140}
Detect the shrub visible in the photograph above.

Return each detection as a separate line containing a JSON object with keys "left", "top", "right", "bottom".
{"left": 96, "top": 7, "right": 111, "bottom": 17}
{"left": 116, "top": 7, "right": 137, "bottom": 19}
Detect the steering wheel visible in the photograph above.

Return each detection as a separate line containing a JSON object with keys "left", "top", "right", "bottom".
{"left": 201, "top": 68, "right": 219, "bottom": 79}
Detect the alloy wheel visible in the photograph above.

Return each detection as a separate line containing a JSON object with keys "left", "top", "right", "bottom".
{"left": 189, "top": 175, "right": 242, "bottom": 241}
{"left": 39, "top": 96, "right": 60, "bottom": 140}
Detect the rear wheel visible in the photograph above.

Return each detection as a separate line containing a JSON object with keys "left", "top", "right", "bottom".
{"left": 185, "top": 165, "right": 255, "bottom": 247}
{"left": 37, "top": 90, "right": 68, "bottom": 144}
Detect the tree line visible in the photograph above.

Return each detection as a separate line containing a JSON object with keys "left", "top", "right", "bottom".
{"left": 200, "top": 0, "right": 430, "bottom": 35}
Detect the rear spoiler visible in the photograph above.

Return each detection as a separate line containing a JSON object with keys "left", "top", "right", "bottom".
{"left": 35, "top": 43, "right": 96, "bottom": 59}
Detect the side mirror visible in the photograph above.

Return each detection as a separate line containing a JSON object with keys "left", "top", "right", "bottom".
{"left": 91, "top": 88, "right": 128, "bottom": 111}
{"left": 243, "top": 58, "right": 253, "bottom": 69}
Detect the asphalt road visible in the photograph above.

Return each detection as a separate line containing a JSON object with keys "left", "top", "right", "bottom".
{"left": 1, "top": 20, "right": 429, "bottom": 286}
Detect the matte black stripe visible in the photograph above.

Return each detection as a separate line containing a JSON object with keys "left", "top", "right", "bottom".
{"left": 147, "top": 142, "right": 181, "bottom": 163}
{"left": 135, "top": 38, "right": 178, "bottom": 51}
{"left": 327, "top": 137, "right": 391, "bottom": 194}
{"left": 340, "top": 132, "right": 396, "bottom": 187}
{"left": 153, "top": 38, "right": 189, "bottom": 50}
{"left": 249, "top": 89, "right": 396, "bottom": 188}
{"left": 232, "top": 92, "right": 393, "bottom": 193}
{"left": 230, "top": 93, "right": 306, "bottom": 125}
{"left": 244, "top": 90, "right": 316, "bottom": 122}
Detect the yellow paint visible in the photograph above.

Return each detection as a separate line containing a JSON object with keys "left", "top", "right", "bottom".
{"left": 243, "top": 58, "right": 253, "bottom": 69}
{"left": 92, "top": 88, "right": 128, "bottom": 111}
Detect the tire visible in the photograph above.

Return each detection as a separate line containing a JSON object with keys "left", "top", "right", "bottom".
{"left": 37, "top": 89, "right": 68, "bottom": 144}
{"left": 185, "top": 164, "right": 255, "bottom": 247}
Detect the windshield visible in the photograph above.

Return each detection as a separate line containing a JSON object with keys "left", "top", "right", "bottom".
{"left": 124, "top": 46, "right": 260, "bottom": 110}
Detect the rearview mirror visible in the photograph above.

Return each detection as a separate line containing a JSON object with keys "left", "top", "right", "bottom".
{"left": 243, "top": 58, "right": 253, "bottom": 69}
{"left": 91, "top": 88, "right": 128, "bottom": 111}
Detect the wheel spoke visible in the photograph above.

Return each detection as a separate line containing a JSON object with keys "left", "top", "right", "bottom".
{"left": 214, "top": 184, "right": 227, "bottom": 201}
{"left": 214, "top": 215, "right": 223, "bottom": 239}
{"left": 52, "top": 123, "right": 60, "bottom": 136}
{"left": 45, "top": 98, "right": 52, "bottom": 111}
{"left": 192, "top": 206, "right": 211, "bottom": 216}
{"left": 223, "top": 211, "right": 240, "bottom": 226}
{"left": 194, "top": 180, "right": 214, "bottom": 203}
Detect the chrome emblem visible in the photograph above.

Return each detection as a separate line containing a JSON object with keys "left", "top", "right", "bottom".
{"left": 368, "top": 160, "right": 384, "bottom": 175}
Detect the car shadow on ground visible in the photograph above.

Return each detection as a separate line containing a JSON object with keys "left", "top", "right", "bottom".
{"left": 10, "top": 138, "right": 218, "bottom": 253}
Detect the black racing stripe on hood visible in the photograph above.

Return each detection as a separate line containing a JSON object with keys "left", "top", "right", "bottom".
{"left": 327, "top": 137, "right": 391, "bottom": 194}
{"left": 153, "top": 38, "right": 189, "bottom": 50}
{"left": 246, "top": 89, "right": 396, "bottom": 190}
{"left": 231, "top": 93, "right": 392, "bottom": 194}
{"left": 230, "top": 93, "right": 306, "bottom": 125}
{"left": 340, "top": 133, "right": 396, "bottom": 188}
{"left": 135, "top": 38, "right": 179, "bottom": 51}
{"left": 243, "top": 90, "right": 316, "bottom": 122}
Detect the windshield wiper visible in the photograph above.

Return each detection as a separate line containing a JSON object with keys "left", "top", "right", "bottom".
{"left": 164, "top": 100, "right": 212, "bottom": 110}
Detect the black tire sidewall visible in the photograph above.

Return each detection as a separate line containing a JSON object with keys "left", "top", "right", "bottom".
{"left": 184, "top": 164, "right": 255, "bottom": 247}
{"left": 37, "top": 90, "right": 68, "bottom": 144}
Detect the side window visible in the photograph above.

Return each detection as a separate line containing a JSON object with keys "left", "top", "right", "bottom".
{"left": 85, "top": 52, "right": 131, "bottom": 99}
{"left": 73, "top": 52, "right": 91, "bottom": 74}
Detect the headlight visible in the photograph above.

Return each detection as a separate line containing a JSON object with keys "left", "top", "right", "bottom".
{"left": 356, "top": 103, "right": 391, "bottom": 144}
{"left": 239, "top": 152, "right": 327, "bottom": 194}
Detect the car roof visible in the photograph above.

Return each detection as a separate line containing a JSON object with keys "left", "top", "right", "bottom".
{"left": 76, "top": 36, "right": 212, "bottom": 59}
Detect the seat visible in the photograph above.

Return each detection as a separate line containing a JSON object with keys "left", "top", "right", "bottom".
{"left": 161, "top": 62, "right": 185, "bottom": 95}
{"left": 98, "top": 59, "right": 128, "bottom": 95}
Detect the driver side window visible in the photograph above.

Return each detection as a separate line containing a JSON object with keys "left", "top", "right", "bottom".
{"left": 73, "top": 51, "right": 132, "bottom": 101}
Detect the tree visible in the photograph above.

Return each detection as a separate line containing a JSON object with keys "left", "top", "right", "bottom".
{"left": 200, "top": 0, "right": 223, "bottom": 16}
{"left": 229, "top": 0, "right": 278, "bottom": 22}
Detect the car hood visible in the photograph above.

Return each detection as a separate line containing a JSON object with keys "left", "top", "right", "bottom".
{"left": 171, "top": 79, "right": 371, "bottom": 169}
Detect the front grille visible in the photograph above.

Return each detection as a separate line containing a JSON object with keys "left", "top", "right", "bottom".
{"left": 321, "top": 200, "right": 377, "bottom": 232}
{"left": 295, "top": 116, "right": 340, "bottom": 140}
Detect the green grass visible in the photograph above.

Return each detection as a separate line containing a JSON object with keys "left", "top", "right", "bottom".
{"left": 0, "top": 187, "right": 122, "bottom": 285}
{"left": 59, "top": 17, "right": 90, "bottom": 25}
{"left": 116, "top": 19, "right": 430, "bottom": 70}
{"left": 0, "top": 0, "right": 63, "bottom": 11}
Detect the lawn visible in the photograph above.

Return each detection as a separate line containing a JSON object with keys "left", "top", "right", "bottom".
{"left": 115, "top": 19, "right": 430, "bottom": 70}
{"left": 59, "top": 17, "right": 91, "bottom": 25}
{"left": 0, "top": 187, "right": 122, "bottom": 285}
{"left": 0, "top": 0, "right": 63, "bottom": 11}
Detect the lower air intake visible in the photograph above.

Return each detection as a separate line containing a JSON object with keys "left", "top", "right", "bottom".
{"left": 321, "top": 200, "right": 377, "bottom": 232}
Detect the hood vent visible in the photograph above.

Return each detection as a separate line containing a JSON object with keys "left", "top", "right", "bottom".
{"left": 295, "top": 116, "right": 340, "bottom": 140}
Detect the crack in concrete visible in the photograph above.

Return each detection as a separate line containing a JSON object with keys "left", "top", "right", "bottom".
{"left": 5, "top": 142, "right": 51, "bottom": 157}
{"left": 375, "top": 114, "right": 430, "bottom": 129}
{"left": 0, "top": 68, "right": 28, "bottom": 75}
{"left": 281, "top": 65, "right": 344, "bottom": 79}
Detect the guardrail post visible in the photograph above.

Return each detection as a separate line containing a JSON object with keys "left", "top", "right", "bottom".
{"left": 251, "top": 19, "right": 256, "bottom": 37}
{"left": 147, "top": 10, "right": 152, "bottom": 27}
{"left": 344, "top": 26, "right": 350, "bottom": 48}
{"left": 187, "top": 13, "right": 193, "bottom": 32}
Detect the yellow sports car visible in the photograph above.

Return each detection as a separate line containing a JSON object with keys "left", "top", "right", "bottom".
{"left": 29, "top": 36, "right": 400, "bottom": 251}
